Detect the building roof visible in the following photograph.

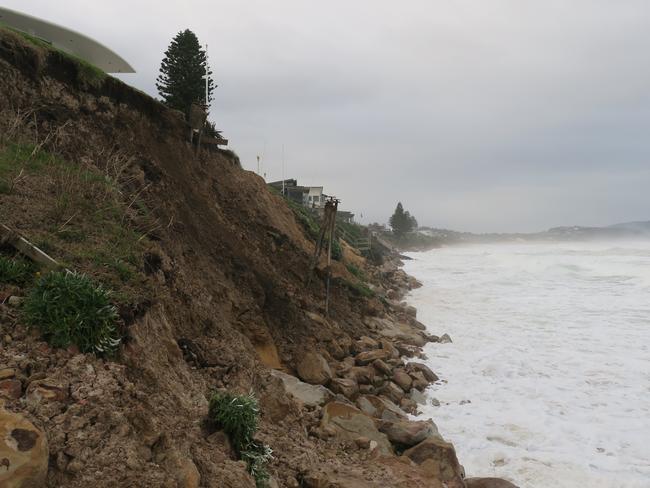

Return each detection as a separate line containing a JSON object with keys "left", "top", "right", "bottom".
{"left": 0, "top": 6, "right": 135, "bottom": 73}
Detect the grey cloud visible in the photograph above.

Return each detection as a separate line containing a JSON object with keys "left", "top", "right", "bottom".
{"left": 6, "top": 0, "right": 650, "bottom": 232}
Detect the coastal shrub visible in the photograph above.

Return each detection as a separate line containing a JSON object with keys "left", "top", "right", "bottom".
{"left": 23, "top": 271, "right": 120, "bottom": 354}
{"left": 343, "top": 278, "right": 375, "bottom": 298}
{"left": 208, "top": 391, "right": 272, "bottom": 487}
{"left": 0, "top": 255, "right": 35, "bottom": 286}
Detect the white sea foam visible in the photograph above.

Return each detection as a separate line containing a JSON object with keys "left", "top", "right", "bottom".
{"left": 403, "top": 241, "right": 650, "bottom": 488}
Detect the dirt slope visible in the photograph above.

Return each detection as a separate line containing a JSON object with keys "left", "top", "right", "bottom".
{"left": 0, "top": 29, "right": 462, "bottom": 488}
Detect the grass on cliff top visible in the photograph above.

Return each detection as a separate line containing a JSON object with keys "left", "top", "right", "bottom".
{"left": 0, "top": 25, "right": 107, "bottom": 87}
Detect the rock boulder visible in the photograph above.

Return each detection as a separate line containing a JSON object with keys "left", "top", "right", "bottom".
{"left": 296, "top": 352, "right": 332, "bottom": 385}
{"left": 403, "top": 434, "right": 465, "bottom": 488}
{"left": 0, "top": 406, "right": 49, "bottom": 488}
{"left": 465, "top": 478, "right": 519, "bottom": 488}
{"left": 321, "top": 402, "right": 392, "bottom": 455}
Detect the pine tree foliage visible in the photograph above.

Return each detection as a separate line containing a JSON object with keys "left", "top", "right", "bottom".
{"left": 389, "top": 202, "right": 417, "bottom": 238}
{"left": 156, "top": 29, "right": 215, "bottom": 118}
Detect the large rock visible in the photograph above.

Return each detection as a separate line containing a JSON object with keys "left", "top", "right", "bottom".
{"left": 329, "top": 378, "right": 359, "bottom": 400}
{"left": 372, "top": 359, "right": 393, "bottom": 376}
{"left": 465, "top": 478, "right": 519, "bottom": 488}
{"left": 403, "top": 435, "right": 465, "bottom": 488}
{"left": 345, "top": 366, "right": 375, "bottom": 385}
{"left": 379, "top": 419, "right": 437, "bottom": 447}
{"left": 379, "top": 339, "right": 399, "bottom": 359}
{"left": 0, "top": 407, "right": 49, "bottom": 487}
{"left": 296, "top": 352, "right": 332, "bottom": 385}
{"left": 355, "top": 395, "right": 407, "bottom": 421}
{"left": 381, "top": 381, "right": 405, "bottom": 404}
{"left": 355, "top": 349, "right": 391, "bottom": 366}
{"left": 354, "top": 336, "right": 379, "bottom": 353}
{"left": 270, "top": 370, "right": 334, "bottom": 407}
{"left": 392, "top": 369, "right": 413, "bottom": 392}
{"left": 406, "top": 362, "right": 439, "bottom": 383}
{"left": 321, "top": 402, "right": 392, "bottom": 455}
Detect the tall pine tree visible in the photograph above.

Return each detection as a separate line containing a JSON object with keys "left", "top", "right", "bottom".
{"left": 156, "top": 30, "right": 215, "bottom": 119}
{"left": 389, "top": 202, "right": 417, "bottom": 238}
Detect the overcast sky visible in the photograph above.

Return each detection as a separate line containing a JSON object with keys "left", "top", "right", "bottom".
{"left": 6, "top": 1, "right": 650, "bottom": 232}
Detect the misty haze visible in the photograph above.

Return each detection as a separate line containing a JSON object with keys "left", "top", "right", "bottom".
{"left": 0, "top": 2, "right": 648, "bottom": 488}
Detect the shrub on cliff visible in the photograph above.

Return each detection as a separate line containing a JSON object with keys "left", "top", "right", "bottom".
{"left": 208, "top": 392, "right": 273, "bottom": 487}
{"left": 23, "top": 271, "right": 120, "bottom": 354}
{"left": 0, "top": 255, "right": 35, "bottom": 286}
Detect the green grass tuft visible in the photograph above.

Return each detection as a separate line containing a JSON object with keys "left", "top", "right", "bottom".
{"left": 208, "top": 392, "right": 272, "bottom": 487}
{"left": 23, "top": 271, "right": 120, "bottom": 354}
{"left": 0, "top": 255, "right": 35, "bottom": 286}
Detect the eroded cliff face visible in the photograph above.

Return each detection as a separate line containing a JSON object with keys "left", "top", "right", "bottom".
{"left": 0, "top": 29, "right": 466, "bottom": 488}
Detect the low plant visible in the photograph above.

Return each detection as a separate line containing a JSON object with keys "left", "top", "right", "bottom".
{"left": 23, "top": 271, "right": 120, "bottom": 354}
{"left": 208, "top": 392, "right": 272, "bottom": 487}
{"left": 0, "top": 255, "right": 35, "bottom": 286}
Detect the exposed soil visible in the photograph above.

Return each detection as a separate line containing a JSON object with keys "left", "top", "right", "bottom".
{"left": 0, "top": 29, "right": 469, "bottom": 488}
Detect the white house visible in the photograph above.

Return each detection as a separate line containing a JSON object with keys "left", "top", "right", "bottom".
{"left": 306, "top": 186, "right": 324, "bottom": 208}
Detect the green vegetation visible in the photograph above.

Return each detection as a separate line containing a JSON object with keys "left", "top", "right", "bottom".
{"left": 346, "top": 263, "right": 366, "bottom": 281}
{"left": 283, "top": 197, "right": 342, "bottom": 260}
{"left": 0, "top": 255, "right": 35, "bottom": 286}
{"left": 342, "top": 278, "right": 375, "bottom": 298}
{"left": 157, "top": 29, "right": 214, "bottom": 118}
{"left": 23, "top": 271, "right": 120, "bottom": 354}
{"left": 0, "top": 138, "right": 152, "bottom": 305}
{"left": 389, "top": 202, "right": 418, "bottom": 239}
{"left": 208, "top": 392, "right": 273, "bottom": 487}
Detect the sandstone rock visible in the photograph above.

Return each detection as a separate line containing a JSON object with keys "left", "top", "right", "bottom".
{"left": 439, "top": 333, "right": 453, "bottom": 344}
{"left": 0, "top": 379, "right": 22, "bottom": 400}
{"left": 392, "top": 369, "right": 413, "bottom": 392}
{"left": 379, "top": 419, "right": 437, "bottom": 447}
{"left": 329, "top": 378, "right": 359, "bottom": 400}
{"left": 379, "top": 339, "right": 399, "bottom": 359}
{"left": 359, "top": 384, "right": 374, "bottom": 395}
{"left": 7, "top": 296, "right": 23, "bottom": 307}
{"left": 356, "top": 395, "right": 407, "bottom": 421}
{"left": 409, "top": 371, "right": 429, "bottom": 391}
{"left": 405, "top": 305, "right": 417, "bottom": 317}
{"left": 410, "top": 388, "right": 427, "bottom": 405}
{"left": 270, "top": 370, "right": 334, "bottom": 407}
{"left": 381, "top": 381, "right": 405, "bottom": 404}
{"left": 345, "top": 366, "right": 375, "bottom": 385}
{"left": 26, "top": 381, "right": 68, "bottom": 403}
{"left": 0, "top": 407, "right": 49, "bottom": 487}
{"left": 354, "top": 336, "right": 379, "bottom": 352}
{"left": 431, "top": 398, "right": 441, "bottom": 407}
{"left": 406, "top": 362, "right": 439, "bottom": 383}
{"left": 403, "top": 435, "right": 465, "bottom": 488}
{"left": 321, "top": 402, "right": 392, "bottom": 455}
{"left": 0, "top": 368, "right": 16, "bottom": 380}
{"left": 465, "top": 478, "right": 519, "bottom": 488}
{"left": 400, "top": 397, "right": 418, "bottom": 414}
{"left": 395, "top": 343, "right": 419, "bottom": 357}
{"left": 372, "top": 359, "right": 393, "bottom": 376}
{"left": 355, "top": 349, "right": 390, "bottom": 366}
{"left": 297, "top": 352, "right": 332, "bottom": 385}
{"left": 355, "top": 436, "right": 371, "bottom": 449}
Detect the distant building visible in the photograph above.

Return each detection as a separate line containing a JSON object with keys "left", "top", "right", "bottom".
{"left": 268, "top": 179, "right": 309, "bottom": 206}
{"left": 268, "top": 179, "right": 354, "bottom": 223}
{"left": 306, "top": 186, "right": 324, "bottom": 208}
{"left": 337, "top": 211, "right": 355, "bottom": 224}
